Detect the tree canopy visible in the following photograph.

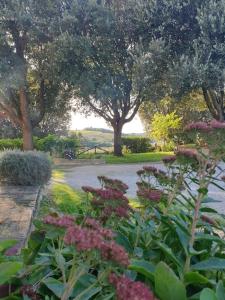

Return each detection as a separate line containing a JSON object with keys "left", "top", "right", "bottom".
{"left": 0, "top": 0, "right": 72, "bottom": 149}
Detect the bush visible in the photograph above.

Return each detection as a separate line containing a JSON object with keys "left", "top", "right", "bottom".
{"left": 122, "top": 137, "right": 153, "bottom": 153}
{"left": 0, "top": 150, "right": 52, "bottom": 186}
{"left": 35, "top": 135, "right": 79, "bottom": 157}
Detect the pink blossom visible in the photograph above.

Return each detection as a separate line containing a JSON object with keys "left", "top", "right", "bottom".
{"left": 100, "top": 241, "right": 130, "bottom": 267}
{"left": 43, "top": 215, "right": 75, "bottom": 228}
{"left": 84, "top": 217, "right": 115, "bottom": 239}
{"left": 143, "top": 166, "right": 158, "bottom": 174}
{"left": 109, "top": 273, "right": 157, "bottom": 300}
{"left": 176, "top": 149, "right": 198, "bottom": 161}
{"left": 20, "top": 286, "right": 41, "bottom": 300}
{"left": 201, "top": 215, "right": 216, "bottom": 225}
{"left": 4, "top": 241, "right": 22, "bottom": 256}
{"left": 210, "top": 119, "right": 225, "bottom": 129}
{"left": 137, "top": 189, "right": 162, "bottom": 202}
{"left": 64, "top": 225, "right": 103, "bottom": 251}
{"left": 185, "top": 121, "right": 211, "bottom": 132}
{"left": 162, "top": 155, "right": 176, "bottom": 164}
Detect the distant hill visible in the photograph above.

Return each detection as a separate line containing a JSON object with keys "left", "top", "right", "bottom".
{"left": 70, "top": 128, "right": 144, "bottom": 147}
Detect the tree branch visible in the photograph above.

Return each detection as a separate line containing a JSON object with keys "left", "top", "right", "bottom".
{"left": 86, "top": 97, "right": 112, "bottom": 123}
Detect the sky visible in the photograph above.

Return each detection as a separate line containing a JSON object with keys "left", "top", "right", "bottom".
{"left": 71, "top": 112, "right": 145, "bottom": 134}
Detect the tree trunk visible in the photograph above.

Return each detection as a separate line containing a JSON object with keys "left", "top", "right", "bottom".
{"left": 113, "top": 123, "right": 123, "bottom": 156}
{"left": 19, "top": 88, "right": 33, "bottom": 150}
{"left": 202, "top": 87, "right": 225, "bottom": 121}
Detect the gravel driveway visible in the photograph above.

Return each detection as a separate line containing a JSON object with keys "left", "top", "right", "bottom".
{"left": 63, "top": 163, "right": 225, "bottom": 214}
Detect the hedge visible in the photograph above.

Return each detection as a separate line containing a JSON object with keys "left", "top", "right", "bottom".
{"left": 0, "top": 135, "right": 79, "bottom": 157}
{"left": 122, "top": 137, "right": 154, "bottom": 153}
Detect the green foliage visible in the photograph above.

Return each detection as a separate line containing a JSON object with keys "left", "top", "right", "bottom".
{"left": 150, "top": 112, "right": 182, "bottom": 149}
{"left": 139, "top": 93, "right": 209, "bottom": 132}
{"left": 0, "top": 150, "right": 52, "bottom": 186}
{"left": 0, "top": 135, "right": 79, "bottom": 157}
{"left": 122, "top": 137, "right": 153, "bottom": 153}
{"left": 36, "top": 135, "right": 79, "bottom": 157}
{"left": 0, "top": 138, "right": 23, "bottom": 151}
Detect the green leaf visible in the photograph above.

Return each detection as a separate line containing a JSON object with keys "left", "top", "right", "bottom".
{"left": 184, "top": 272, "right": 209, "bottom": 286}
{"left": 154, "top": 241, "right": 182, "bottom": 267}
{"left": 200, "top": 288, "right": 217, "bottom": 300}
{"left": 216, "top": 281, "right": 225, "bottom": 300}
{"left": 195, "top": 234, "right": 225, "bottom": 246}
{"left": 129, "top": 259, "right": 155, "bottom": 281}
{"left": 115, "top": 231, "right": 133, "bottom": 253}
{"left": 0, "top": 240, "right": 18, "bottom": 253}
{"left": 0, "top": 262, "right": 22, "bottom": 284}
{"left": 202, "top": 197, "right": 221, "bottom": 203}
{"left": 73, "top": 287, "right": 102, "bottom": 300}
{"left": 155, "top": 262, "right": 187, "bottom": 300}
{"left": 43, "top": 277, "right": 65, "bottom": 298}
{"left": 192, "top": 258, "right": 225, "bottom": 271}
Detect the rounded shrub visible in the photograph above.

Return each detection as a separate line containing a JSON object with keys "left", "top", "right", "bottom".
{"left": 0, "top": 150, "right": 52, "bottom": 186}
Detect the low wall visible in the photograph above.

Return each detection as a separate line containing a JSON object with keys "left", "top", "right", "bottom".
{"left": 0, "top": 185, "right": 42, "bottom": 248}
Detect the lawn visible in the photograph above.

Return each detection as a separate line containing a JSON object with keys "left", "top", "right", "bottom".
{"left": 104, "top": 151, "right": 173, "bottom": 164}
{"left": 78, "top": 151, "right": 173, "bottom": 164}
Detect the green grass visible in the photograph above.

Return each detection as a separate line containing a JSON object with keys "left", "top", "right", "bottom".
{"left": 52, "top": 183, "right": 89, "bottom": 214}
{"left": 78, "top": 151, "right": 173, "bottom": 164}
{"left": 104, "top": 151, "right": 173, "bottom": 164}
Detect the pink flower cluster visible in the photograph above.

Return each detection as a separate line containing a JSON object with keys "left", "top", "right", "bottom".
{"left": 109, "top": 273, "right": 158, "bottom": 300}
{"left": 63, "top": 218, "right": 129, "bottom": 267}
{"left": 201, "top": 215, "right": 216, "bottom": 226}
{"left": 162, "top": 155, "right": 176, "bottom": 164}
{"left": 143, "top": 166, "right": 158, "bottom": 174}
{"left": 185, "top": 121, "right": 211, "bottom": 132}
{"left": 82, "top": 185, "right": 131, "bottom": 220}
{"left": 185, "top": 120, "right": 225, "bottom": 132}
{"left": 176, "top": 149, "right": 198, "bottom": 161}
{"left": 44, "top": 215, "right": 129, "bottom": 267}
{"left": 137, "top": 188, "right": 162, "bottom": 202}
{"left": 43, "top": 215, "right": 75, "bottom": 228}
{"left": 98, "top": 176, "right": 129, "bottom": 194}
{"left": 20, "top": 286, "right": 41, "bottom": 300}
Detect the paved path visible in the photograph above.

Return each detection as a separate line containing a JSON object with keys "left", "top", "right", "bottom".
{"left": 63, "top": 163, "right": 225, "bottom": 214}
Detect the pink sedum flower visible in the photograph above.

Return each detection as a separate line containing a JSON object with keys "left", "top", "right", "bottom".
{"left": 162, "top": 155, "right": 176, "bottom": 164}
{"left": 137, "top": 189, "right": 162, "bottom": 202}
{"left": 43, "top": 215, "right": 75, "bottom": 228}
{"left": 64, "top": 225, "right": 102, "bottom": 251}
{"left": 100, "top": 241, "right": 130, "bottom": 267}
{"left": 109, "top": 273, "right": 158, "bottom": 300}
{"left": 185, "top": 121, "right": 211, "bottom": 132}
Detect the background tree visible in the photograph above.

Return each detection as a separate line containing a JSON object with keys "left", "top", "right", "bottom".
{"left": 150, "top": 112, "right": 182, "bottom": 149}
{"left": 59, "top": 0, "right": 168, "bottom": 156}
{"left": 139, "top": 92, "right": 209, "bottom": 132}
{"left": 155, "top": 0, "right": 225, "bottom": 121}
{"left": 0, "top": 0, "right": 72, "bottom": 149}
